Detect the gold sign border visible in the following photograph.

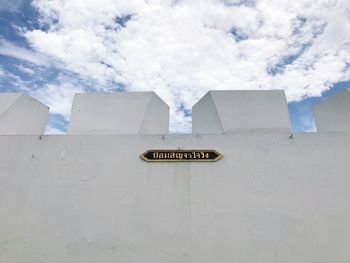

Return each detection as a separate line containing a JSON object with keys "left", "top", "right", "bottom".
{"left": 140, "top": 149, "right": 223, "bottom": 162}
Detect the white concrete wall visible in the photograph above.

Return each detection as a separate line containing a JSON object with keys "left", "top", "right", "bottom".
{"left": 0, "top": 93, "right": 48, "bottom": 135}
{"left": 68, "top": 92, "right": 169, "bottom": 135}
{"left": 0, "top": 132, "right": 350, "bottom": 263}
{"left": 1, "top": 90, "right": 350, "bottom": 262}
{"left": 314, "top": 88, "right": 350, "bottom": 132}
{"left": 192, "top": 90, "right": 291, "bottom": 134}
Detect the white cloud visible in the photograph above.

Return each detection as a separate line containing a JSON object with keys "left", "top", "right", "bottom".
{"left": 0, "top": 39, "right": 50, "bottom": 66}
{"left": 32, "top": 81, "right": 85, "bottom": 118}
{"left": 300, "top": 114, "right": 317, "bottom": 132}
{"left": 25, "top": 0, "right": 350, "bottom": 132}
{"left": 17, "top": 65, "right": 35, "bottom": 75}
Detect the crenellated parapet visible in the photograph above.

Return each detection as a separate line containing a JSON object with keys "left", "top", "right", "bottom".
{"left": 0, "top": 89, "right": 349, "bottom": 134}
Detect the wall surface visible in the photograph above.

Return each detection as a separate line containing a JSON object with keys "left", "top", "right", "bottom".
{"left": 0, "top": 93, "right": 48, "bottom": 135}
{"left": 192, "top": 90, "right": 291, "bottom": 134}
{"left": 314, "top": 88, "right": 350, "bottom": 132}
{"left": 1, "top": 131, "right": 350, "bottom": 263}
{"left": 68, "top": 92, "right": 169, "bottom": 135}
{"left": 1, "top": 89, "right": 349, "bottom": 262}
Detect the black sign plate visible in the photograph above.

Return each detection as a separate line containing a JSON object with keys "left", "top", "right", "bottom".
{"left": 140, "top": 149, "right": 223, "bottom": 162}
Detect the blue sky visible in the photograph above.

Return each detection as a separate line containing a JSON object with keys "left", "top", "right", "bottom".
{"left": 0, "top": 0, "right": 350, "bottom": 133}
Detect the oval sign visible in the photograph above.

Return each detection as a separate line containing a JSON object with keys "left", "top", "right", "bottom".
{"left": 140, "top": 149, "right": 223, "bottom": 162}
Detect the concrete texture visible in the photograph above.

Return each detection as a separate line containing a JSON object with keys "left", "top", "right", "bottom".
{"left": 192, "top": 90, "right": 291, "bottom": 134}
{"left": 314, "top": 88, "right": 350, "bottom": 132}
{"left": 68, "top": 92, "right": 169, "bottom": 135}
{"left": 0, "top": 132, "right": 350, "bottom": 263}
{"left": 0, "top": 93, "right": 48, "bottom": 135}
{"left": 1, "top": 90, "right": 350, "bottom": 262}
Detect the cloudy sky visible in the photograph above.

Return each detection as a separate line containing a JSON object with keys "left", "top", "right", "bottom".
{"left": 0, "top": 0, "right": 349, "bottom": 133}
